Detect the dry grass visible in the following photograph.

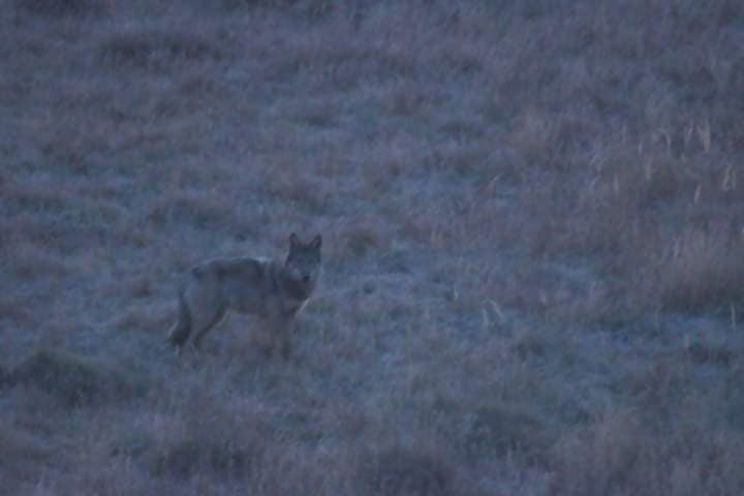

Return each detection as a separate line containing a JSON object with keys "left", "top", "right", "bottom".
{"left": 2, "top": 0, "right": 744, "bottom": 493}
{"left": 550, "top": 407, "right": 744, "bottom": 496}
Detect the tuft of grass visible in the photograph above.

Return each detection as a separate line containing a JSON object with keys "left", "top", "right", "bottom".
{"left": 5, "top": 240, "right": 74, "bottom": 280}
{"left": 653, "top": 227, "right": 744, "bottom": 314}
{"left": 357, "top": 445, "right": 454, "bottom": 496}
{"left": 291, "top": 98, "right": 339, "bottom": 128}
{"left": 340, "top": 217, "right": 389, "bottom": 259}
{"left": 550, "top": 408, "right": 744, "bottom": 496}
{"left": 508, "top": 109, "right": 559, "bottom": 169}
{"left": 684, "top": 342, "right": 736, "bottom": 366}
{"left": 147, "top": 192, "right": 238, "bottom": 232}
{"left": 146, "top": 394, "right": 270, "bottom": 481}
{"left": 13, "top": 0, "right": 108, "bottom": 17}
{"left": 151, "top": 437, "right": 253, "bottom": 479}
{"left": 0, "top": 421, "right": 54, "bottom": 487}
{"left": 464, "top": 403, "right": 553, "bottom": 464}
{"left": 9, "top": 348, "right": 145, "bottom": 407}
{"left": 217, "top": 0, "right": 335, "bottom": 17}
{"left": 261, "top": 166, "right": 330, "bottom": 214}
{"left": 99, "top": 30, "right": 223, "bottom": 70}
{"left": 0, "top": 364, "right": 10, "bottom": 388}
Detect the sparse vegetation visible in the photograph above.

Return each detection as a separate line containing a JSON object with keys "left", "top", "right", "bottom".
{"left": 2, "top": 0, "right": 744, "bottom": 493}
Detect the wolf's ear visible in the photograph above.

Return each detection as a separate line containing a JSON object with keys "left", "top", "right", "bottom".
{"left": 289, "top": 232, "right": 299, "bottom": 247}
{"left": 311, "top": 234, "right": 322, "bottom": 250}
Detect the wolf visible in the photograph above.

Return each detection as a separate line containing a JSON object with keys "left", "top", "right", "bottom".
{"left": 167, "top": 233, "right": 322, "bottom": 357}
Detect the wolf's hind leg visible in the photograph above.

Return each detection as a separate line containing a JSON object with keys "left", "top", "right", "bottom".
{"left": 167, "top": 319, "right": 191, "bottom": 349}
{"left": 192, "top": 306, "right": 228, "bottom": 349}
{"left": 167, "top": 291, "right": 192, "bottom": 350}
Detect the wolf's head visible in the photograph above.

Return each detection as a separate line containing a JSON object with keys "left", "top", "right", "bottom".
{"left": 285, "top": 233, "right": 322, "bottom": 290}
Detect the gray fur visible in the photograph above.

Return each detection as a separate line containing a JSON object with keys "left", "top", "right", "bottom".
{"left": 167, "top": 233, "right": 322, "bottom": 357}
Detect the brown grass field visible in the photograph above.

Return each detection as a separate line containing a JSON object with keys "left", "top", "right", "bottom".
{"left": 2, "top": 0, "right": 744, "bottom": 494}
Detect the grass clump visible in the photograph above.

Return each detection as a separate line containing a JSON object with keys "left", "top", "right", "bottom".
{"left": 151, "top": 437, "right": 253, "bottom": 479}
{"left": 0, "top": 364, "right": 10, "bottom": 389}
{"left": 464, "top": 404, "right": 553, "bottom": 463}
{"left": 10, "top": 348, "right": 144, "bottom": 408}
{"left": 99, "top": 31, "right": 223, "bottom": 70}
{"left": 357, "top": 446, "right": 454, "bottom": 496}
{"left": 146, "top": 397, "right": 270, "bottom": 482}
{"left": 550, "top": 409, "right": 744, "bottom": 496}
{"left": 654, "top": 227, "right": 744, "bottom": 315}
{"left": 14, "top": 0, "right": 108, "bottom": 17}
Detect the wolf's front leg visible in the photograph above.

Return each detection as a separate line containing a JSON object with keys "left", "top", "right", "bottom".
{"left": 269, "top": 316, "right": 294, "bottom": 359}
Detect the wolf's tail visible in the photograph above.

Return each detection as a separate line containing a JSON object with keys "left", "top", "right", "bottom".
{"left": 166, "top": 289, "right": 192, "bottom": 350}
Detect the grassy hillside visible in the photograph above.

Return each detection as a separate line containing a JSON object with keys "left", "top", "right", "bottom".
{"left": 2, "top": 0, "right": 744, "bottom": 493}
